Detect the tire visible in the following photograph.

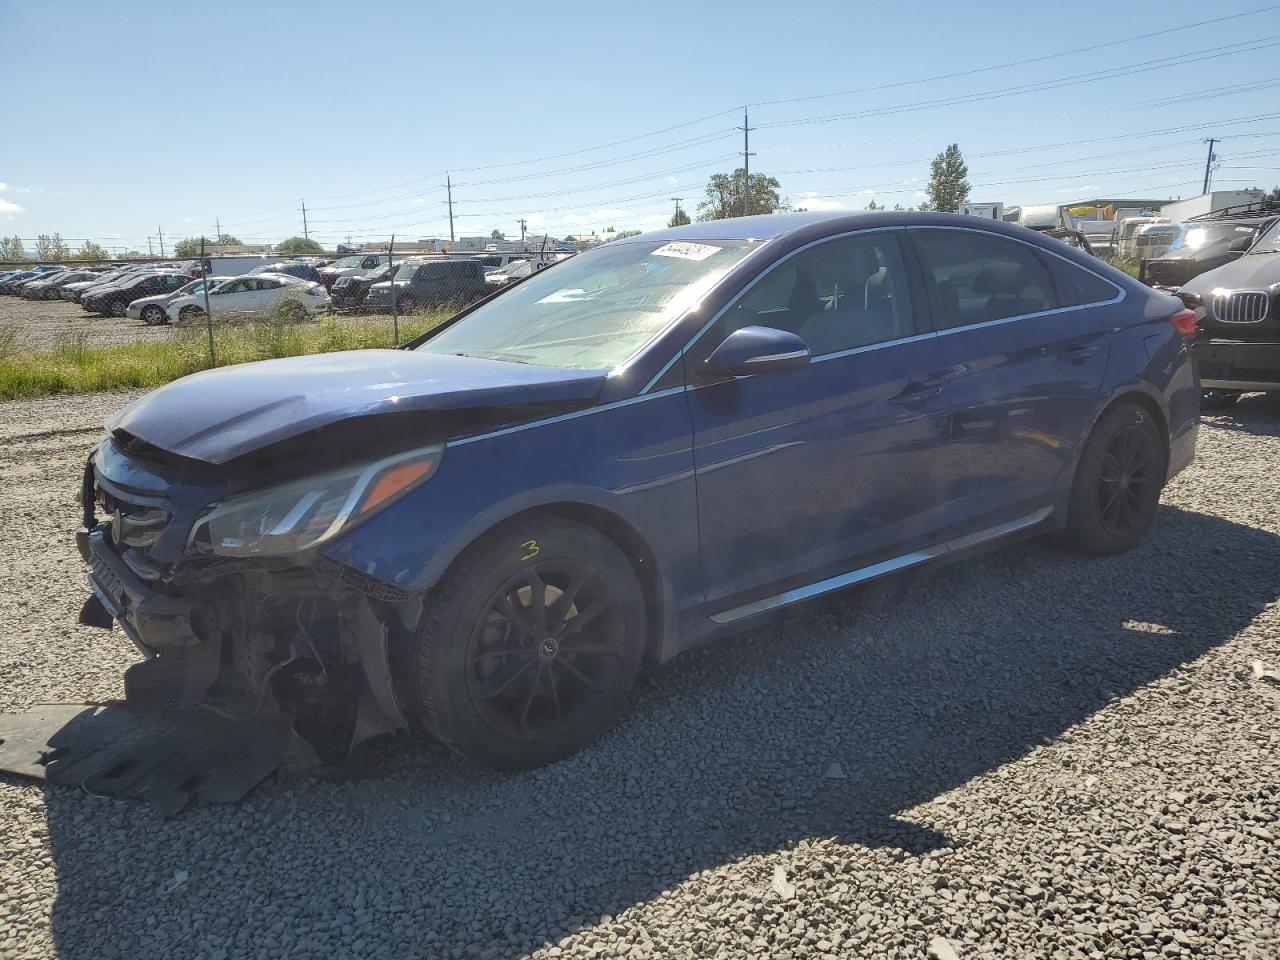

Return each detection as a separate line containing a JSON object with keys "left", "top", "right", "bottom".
{"left": 43, "top": 287, "right": 61, "bottom": 301}
{"left": 108, "top": 299, "right": 127, "bottom": 318}
{"left": 141, "top": 305, "right": 167, "bottom": 325}
{"left": 177, "top": 305, "right": 204, "bottom": 324}
{"left": 397, "top": 294, "right": 416, "bottom": 314}
{"left": 1063, "top": 402, "right": 1166, "bottom": 556}
{"left": 1201, "top": 389, "right": 1241, "bottom": 411}
{"left": 408, "top": 516, "right": 646, "bottom": 770}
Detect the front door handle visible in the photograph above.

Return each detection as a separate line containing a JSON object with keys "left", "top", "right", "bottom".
{"left": 890, "top": 381, "right": 944, "bottom": 405}
{"left": 1059, "top": 344, "right": 1099, "bottom": 362}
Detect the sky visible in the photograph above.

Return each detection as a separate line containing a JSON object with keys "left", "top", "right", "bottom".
{"left": 2, "top": 0, "right": 1279, "bottom": 253}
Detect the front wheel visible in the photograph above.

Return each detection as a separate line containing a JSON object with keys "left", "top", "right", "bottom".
{"left": 141, "top": 304, "right": 167, "bottom": 325}
{"left": 43, "top": 287, "right": 61, "bottom": 300}
{"left": 108, "top": 300, "right": 127, "bottom": 318}
{"left": 1201, "top": 389, "right": 1241, "bottom": 411}
{"left": 396, "top": 294, "right": 417, "bottom": 314}
{"left": 177, "top": 305, "right": 204, "bottom": 324}
{"left": 407, "top": 517, "right": 646, "bottom": 770}
{"left": 1063, "top": 403, "right": 1165, "bottom": 556}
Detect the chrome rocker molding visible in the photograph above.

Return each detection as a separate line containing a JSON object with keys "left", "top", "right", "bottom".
{"left": 709, "top": 506, "right": 1052, "bottom": 624}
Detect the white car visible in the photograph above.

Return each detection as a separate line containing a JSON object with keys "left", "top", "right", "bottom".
{"left": 167, "top": 275, "right": 331, "bottom": 322}
{"left": 126, "top": 276, "right": 232, "bottom": 325}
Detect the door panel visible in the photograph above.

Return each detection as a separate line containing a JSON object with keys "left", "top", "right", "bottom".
{"left": 910, "top": 228, "right": 1111, "bottom": 532}
{"left": 687, "top": 230, "right": 953, "bottom": 604}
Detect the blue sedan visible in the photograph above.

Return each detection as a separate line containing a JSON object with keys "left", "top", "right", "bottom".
{"left": 79, "top": 212, "right": 1198, "bottom": 776}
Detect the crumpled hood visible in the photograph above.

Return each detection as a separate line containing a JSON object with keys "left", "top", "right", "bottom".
{"left": 1180, "top": 253, "right": 1280, "bottom": 296}
{"left": 107, "top": 349, "right": 606, "bottom": 464}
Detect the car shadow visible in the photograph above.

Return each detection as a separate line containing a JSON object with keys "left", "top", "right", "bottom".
{"left": 33, "top": 504, "right": 1279, "bottom": 957}
{"left": 1199, "top": 390, "right": 1280, "bottom": 436}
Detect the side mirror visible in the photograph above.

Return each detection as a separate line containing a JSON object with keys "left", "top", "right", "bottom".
{"left": 703, "top": 325, "right": 811, "bottom": 378}
{"left": 1228, "top": 236, "right": 1252, "bottom": 253}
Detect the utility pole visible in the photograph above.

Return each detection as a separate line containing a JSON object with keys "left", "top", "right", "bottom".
{"left": 519, "top": 217, "right": 527, "bottom": 244}
{"left": 301, "top": 199, "right": 309, "bottom": 240}
{"left": 445, "top": 175, "right": 455, "bottom": 243}
{"left": 670, "top": 196, "right": 685, "bottom": 223}
{"left": 1202, "top": 138, "right": 1219, "bottom": 194}
{"left": 739, "top": 106, "right": 755, "bottom": 218}
{"left": 157, "top": 225, "right": 165, "bottom": 258}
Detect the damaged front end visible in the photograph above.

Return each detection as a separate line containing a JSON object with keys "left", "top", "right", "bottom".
{"left": 22, "top": 435, "right": 436, "bottom": 810}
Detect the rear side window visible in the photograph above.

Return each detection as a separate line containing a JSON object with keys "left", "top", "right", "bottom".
{"left": 914, "top": 229, "right": 1055, "bottom": 329}
{"left": 1045, "top": 255, "right": 1119, "bottom": 307}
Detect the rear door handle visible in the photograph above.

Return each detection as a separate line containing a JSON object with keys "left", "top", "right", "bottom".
{"left": 1059, "top": 344, "right": 1099, "bottom": 362}
{"left": 890, "top": 381, "right": 944, "bottom": 404}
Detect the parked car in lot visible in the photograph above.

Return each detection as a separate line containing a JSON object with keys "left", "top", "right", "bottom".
{"left": 251, "top": 262, "right": 325, "bottom": 284}
{"left": 1131, "top": 222, "right": 1180, "bottom": 262}
{"left": 0, "top": 266, "right": 65, "bottom": 295}
{"left": 318, "top": 254, "right": 392, "bottom": 288}
{"left": 76, "top": 212, "right": 1197, "bottom": 773}
{"left": 166, "top": 274, "right": 331, "bottom": 322}
{"left": 126, "top": 276, "right": 233, "bottom": 325}
{"left": 22, "top": 269, "right": 100, "bottom": 300}
{"left": 64, "top": 267, "right": 162, "bottom": 303}
{"left": 1140, "top": 203, "right": 1279, "bottom": 288}
{"left": 365, "top": 257, "right": 488, "bottom": 312}
{"left": 1177, "top": 215, "right": 1280, "bottom": 408}
{"left": 82, "top": 272, "right": 193, "bottom": 317}
{"left": 329, "top": 263, "right": 398, "bottom": 308}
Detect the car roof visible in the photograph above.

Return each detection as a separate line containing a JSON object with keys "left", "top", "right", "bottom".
{"left": 623, "top": 210, "right": 1052, "bottom": 245}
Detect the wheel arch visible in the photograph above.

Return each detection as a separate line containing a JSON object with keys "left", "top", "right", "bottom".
{"left": 1095, "top": 387, "right": 1170, "bottom": 473}
{"left": 425, "top": 499, "right": 671, "bottom": 663}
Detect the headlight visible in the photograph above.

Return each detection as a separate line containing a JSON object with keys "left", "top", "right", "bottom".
{"left": 187, "top": 445, "right": 442, "bottom": 557}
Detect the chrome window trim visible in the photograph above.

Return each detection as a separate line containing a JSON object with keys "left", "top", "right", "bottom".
{"left": 640, "top": 226, "right": 914, "bottom": 394}
{"left": 447, "top": 385, "right": 688, "bottom": 448}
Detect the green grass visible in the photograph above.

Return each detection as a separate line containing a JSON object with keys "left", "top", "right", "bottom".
{"left": 1105, "top": 257, "right": 1141, "bottom": 279}
{"left": 0, "top": 310, "right": 452, "bottom": 401}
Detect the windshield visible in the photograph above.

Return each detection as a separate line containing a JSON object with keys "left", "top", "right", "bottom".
{"left": 1167, "top": 222, "right": 1257, "bottom": 253}
{"left": 394, "top": 263, "right": 423, "bottom": 281}
{"left": 418, "top": 238, "right": 761, "bottom": 369}
{"left": 329, "top": 256, "right": 365, "bottom": 269}
{"left": 1247, "top": 218, "right": 1280, "bottom": 255}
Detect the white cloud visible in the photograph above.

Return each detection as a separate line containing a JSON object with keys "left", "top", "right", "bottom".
{"left": 410, "top": 196, "right": 430, "bottom": 205}
{"left": 565, "top": 213, "right": 587, "bottom": 225}
{"left": 640, "top": 213, "right": 667, "bottom": 224}
{"left": 0, "top": 183, "right": 7, "bottom": 191}
{"left": 181, "top": 216, "right": 195, "bottom": 223}
{"left": 525, "top": 212, "right": 546, "bottom": 227}
{"left": 796, "top": 191, "right": 848, "bottom": 212}
{"left": 0, "top": 197, "right": 25, "bottom": 216}
{"left": 667, "top": 176, "right": 679, "bottom": 184}
{"left": 591, "top": 207, "right": 626, "bottom": 219}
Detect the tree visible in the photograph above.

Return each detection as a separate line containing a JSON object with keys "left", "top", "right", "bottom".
{"left": 668, "top": 206, "right": 691, "bottom": 227}
{"left": 34, "top": 233, "right": 71, "bottom": 261}
{"left": 275, "top": 236, "right": 324, "bottom": 255}
{"left": 174, "top": 233, "right": 243, "bottom": 258}
{"left": 75, "top": 241, "right": 108, "bottom": 261}
{"left": 697, "top": 168, "right": 785, "bottom": 221}
{"left": 0, "top": 235, "right": 25, "bottom": 260}
{"left": 924, "top": 143, "right": 970, "bottom": 213}
{"left": 865, "top": 199, "right": 881, "bottom": 211}
{"left": 489, "top": 229, "right": 506, "bottom": 241}
{"left": 1267, "top": 185, "right": 1280, "bottom": 202}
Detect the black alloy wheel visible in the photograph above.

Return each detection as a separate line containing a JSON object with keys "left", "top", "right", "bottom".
{"left": 1095, "top": 422, "right": 1162, "bottom": 540}
{"left": 465, "top": 561, "right": 626, "bottom": 743}
{"left": 109, "top": 299, "right": 127, "bottom": 318}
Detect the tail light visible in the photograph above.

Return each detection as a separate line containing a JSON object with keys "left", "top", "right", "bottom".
{"left": 1169, "top": 308, "right": 1197, "bottom": 338}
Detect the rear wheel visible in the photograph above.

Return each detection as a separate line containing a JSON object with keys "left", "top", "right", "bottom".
{"left": 43, "top": 287, "right": 61, "bottom": 300}
{"left": 1201, "top": 389, "right": 1241, "bottom": 410}
{"left": 408, "top": 517, "right": 646, "bottom": 770}
{"left": 140, "top": 305, "right": 167, "bottom": 325}
{"left": 1063, "top": 402, "right": 1165, "bottom": 556}
{"left": 108, "top": 300, "right": 127, "bottom": 318}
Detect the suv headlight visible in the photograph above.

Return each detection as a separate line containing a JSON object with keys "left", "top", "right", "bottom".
{"left": 187, "top": 445, "right": 442, "bottom": 557}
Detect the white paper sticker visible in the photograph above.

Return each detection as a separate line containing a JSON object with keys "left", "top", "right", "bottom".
{"left": 651, "top": 242, "right": 722, "bottom": 262}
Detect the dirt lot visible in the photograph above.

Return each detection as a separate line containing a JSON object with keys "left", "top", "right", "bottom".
{"left": 0, "top": 296, "right": 181, "bottom": 351}
{"left": 0, "top": 392, "right": 1277, "bottom": 960}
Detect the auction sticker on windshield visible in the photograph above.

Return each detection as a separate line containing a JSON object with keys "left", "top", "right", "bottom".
{"left": 651, "top": 242, "right": 722, "bottom": 261}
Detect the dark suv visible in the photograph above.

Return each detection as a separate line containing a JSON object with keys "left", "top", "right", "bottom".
{"left": 1140, "top": 202, "right": 1279, "bottom": 289}
{"left": 364, "top": 257, "right": 488, "bottom": 312}
{"left": 1179, "top": 214, "right": 1280, "bottom": 408}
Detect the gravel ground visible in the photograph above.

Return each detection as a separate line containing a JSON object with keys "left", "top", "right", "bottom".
{"left": 0, "top": 297, "right": 181, "bottom": 351}
{"left": 1, "top": 390, "right": 1278, "bottom": 960}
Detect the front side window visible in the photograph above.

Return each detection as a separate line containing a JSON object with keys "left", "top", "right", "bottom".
{"left": 718, "top": 232, "right": 917, "bottom": 355}
{"left": 1247, "top": 218, "right": 1280, "bottom": 255}
{"left": 419, "top": 239, "right": 760, "bottom": 369}
{"left": 914, "top": 229, "right": 1055, "bottom": 328}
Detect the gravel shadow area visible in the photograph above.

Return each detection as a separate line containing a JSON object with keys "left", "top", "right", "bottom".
{"left": 0, "top": 391, "right": 1277, "bottom": 959}
{"left": 0, "top": 297, "right": 181, "bottom": 351}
